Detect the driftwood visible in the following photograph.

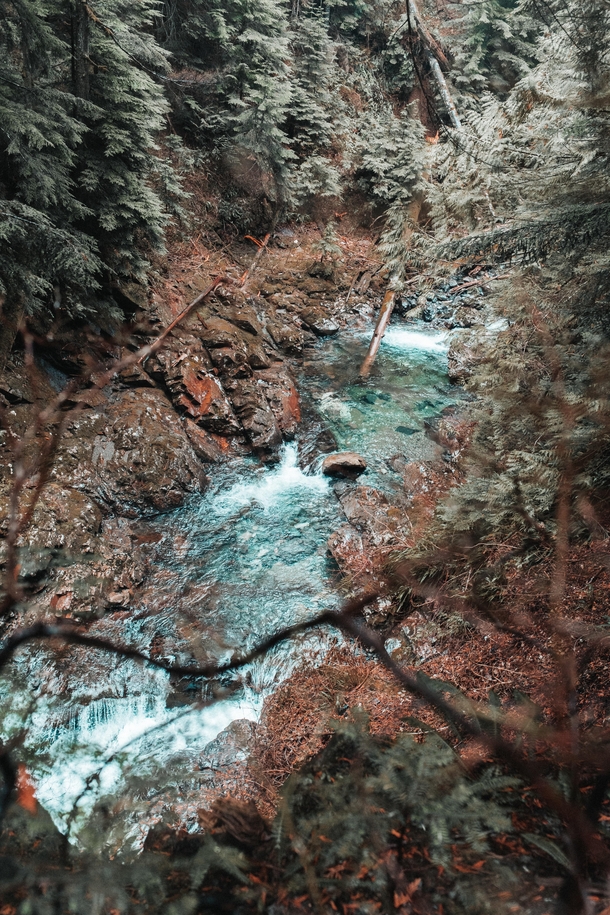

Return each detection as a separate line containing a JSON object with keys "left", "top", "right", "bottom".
{"left": 359, "top": 289, "right": 396, "bottom": 377}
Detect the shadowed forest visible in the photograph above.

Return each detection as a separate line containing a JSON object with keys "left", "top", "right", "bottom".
{"left": 1, "top": 1, "right": 610, "bottom": 913}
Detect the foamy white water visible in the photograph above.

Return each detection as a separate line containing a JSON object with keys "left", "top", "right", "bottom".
{"left": 26, "top": 683, "right": 260, "bottom": 840}
{"left": 381, "top": 326, "right": 449, "bottom": 353}
{"left": 213, "top": 443, "right": 329, "bottom": 513}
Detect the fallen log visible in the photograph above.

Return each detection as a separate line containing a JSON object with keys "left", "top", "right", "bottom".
{"left": 359, "top": 289, "right": 396, "bottom": 377}
{"left": 450, "top": 273, "right": 510, "bottom": 295}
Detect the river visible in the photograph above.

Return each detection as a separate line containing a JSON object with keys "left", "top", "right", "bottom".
{"left": 1, "top": 322, "right": 452, "bottom": 849}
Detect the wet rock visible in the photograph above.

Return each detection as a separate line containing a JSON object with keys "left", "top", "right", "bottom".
{"left": 208, "top": 345, "right": 252, "bottom": 377}
{"left": 327, "top": 523, "right": 369, "bottom": 572}
{"left": 49, "top": 388, "right": 203, "bottom": 517}
{"left": 117, "top": 356, "right": 155, "bottom": 388}
{"left": 421, "top": 304, "right": 436, "bottom": 323}
{"left": 178, "top": 368, "right": 240, "bottom": 434}
{"left": 300, "top": 306, "right": 339, "bottom": 337}
{"left": 198, "top": 316, "right": 244, "bottom": 349}
{"left": 322, "top": 452, "right": 367, "bottom": 477}
{"left": 184, "top": 419, "right": 230, "bottom": 463}
{"left": 0, "top": 370, "right": 34, "bottom": 404}
{"left": 99, "top": 388, "right": 207, "bottom": 513}
{"left": 220, "top": 304, "right": 263, "bottom": 337}
{"left": 0, "top": 482, "right": 102, "bottom": 563}
{"left": 225, "top": 378, "right": 281, "bottom": 450}
{"left": 267, "top": 321, "right": 308, "bottom": 355}
{"left": 361, "top": 392, "right": 377, "bottom": 405}
{"left": 247, "top": 343, "right": 272, "bottom": 370}
{"left": 255, "top": 363, "right": 301, "bottom": 438}
{"left": 198, "top": 719, "right": 257, "bottom": 771}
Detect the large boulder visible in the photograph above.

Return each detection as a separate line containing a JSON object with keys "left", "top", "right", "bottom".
{"left": 300, "top": 305, "right": 339, "bottom": 337}
{"left": 224, "top": 378, "right": 282, "bottom": 450}
{"left": 51, "top": 388, "right": 206, "bottom": 516}
{"left": 96, "top": 388, "right": 207, "bottom": 514}
{"left": 254, "top": 363, "right": 301, "bottom": 439}
{"left": 322, "top": 452, "right": 367, "bottom": 477}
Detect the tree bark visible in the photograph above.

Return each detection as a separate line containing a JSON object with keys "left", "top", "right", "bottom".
{"left": 406, "top": 0, "right": 461, "bottom": 130}
{"left": 71, "top": 0, "right": 90, "bottom": 100}
{"left": 359, "top": 289, "right": 396, "bottom": 377}
{"left": 0, "top": 296, "right": 25, "bottom": 373}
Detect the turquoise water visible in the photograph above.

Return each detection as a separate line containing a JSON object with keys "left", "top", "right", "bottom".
{"left": 2, "top": 323, "right": 452, "bottom": 845}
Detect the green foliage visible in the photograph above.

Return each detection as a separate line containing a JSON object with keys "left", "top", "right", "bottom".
{"left": 450, "top": 0, "right": 541, "bottom": 100}
{"left": 0, "top": 0, "right": 177, "bottom": 324}
{"left": 312, "top": 220, "right": 342, "bottom": 263}
{"left": 0, "top": 714, "right": 524, "bottom": 913}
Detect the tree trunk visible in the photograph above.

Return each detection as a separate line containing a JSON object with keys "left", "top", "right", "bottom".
{"left": 406, "top": 0, "right": 461, "bottom": 130}
{"left": 71, "top": 0, "right": 90, "bottom": 100}
{"left": 0, "top": 296, "right": 25, "bottom": 373}
{"left": 359, "top": 290, "right": 396, "bottom": 378}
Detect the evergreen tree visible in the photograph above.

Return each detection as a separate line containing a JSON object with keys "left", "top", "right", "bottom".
{"left": 450, "top": 0, "right": 541, "bottom": 101}
{"left": 0, "top": 0, "right": 177, "bottom": 329}
{"left": 0, "top": 0, "right": 102, "bottom": 329}
{"left": 72, "top": 0, "right": 174, "bottom": 288}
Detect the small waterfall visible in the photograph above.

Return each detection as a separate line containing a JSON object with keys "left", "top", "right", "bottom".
{"left": 28, "top": 687, "right": 260, "bottom": 838}
{"left": 381, "top": 327, "right": 449, "bottom": 353}
{"left": 212, "top": 442, "right": 329, "bottom": 514}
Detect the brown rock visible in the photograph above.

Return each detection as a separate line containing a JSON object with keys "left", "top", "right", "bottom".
{"left": 99, "top": 388, "right": 207, "bottom": 513}
{"left": 0, "top": 482, "right": 102, "bottom": 557}
{"left": 209, "top": 345, "right": 252, "bottom": 376}
{"left": 177, "top": 367, "right": 240, "bottom": 434}
{"left": 220, "top": 305, "right": 263, "bottom": 337}
{"left": 301, "top": 306, "right": 339, "bottom": 337}
{"left": 298, "top": 276, "right": 333, "bottom": 296}
{"left": 147, "top": 334, "right": 240, "bottom": 435}
{"left": 336, "top": 485, "right": 390, "bottom": 542}
{"left": 247, "top": 343, "right": 272, "bottom": 370}
{"left": 327, "top": 523, "right": 370, "bottom": 574}
{"left": 267, "top": 321, "right": 308, "bottom": 354}
{"left": 322, "top": 452, "right": 367, "bottom": 477}
{"left": 225, "top": 379, "right": 281, "bottom": 450}
{"left": 198, "top": 316, "right": 244, "bottom": 349}
{"left": 254, "top": 363, "right": 301, "bottom": 438}
{"left": 184, "top": 420, "right": 230, "bottom": 463}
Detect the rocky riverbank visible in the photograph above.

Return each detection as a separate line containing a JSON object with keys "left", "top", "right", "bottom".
{"left": 0, "top": 221, "right": 499, "bottom": 846}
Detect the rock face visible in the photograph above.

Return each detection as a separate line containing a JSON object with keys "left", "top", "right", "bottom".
{"left": 50, "top": 387, "right": 206, "bottom": 517}
{"left": 224, "top": 378, "right": 282, "bottom": 450}
{"left": 255, "top": 363, "right": 301, "bottom": 439}
{"left": 322, "top": 452, "right": 367, "bottom": 477}
{"left": 96, "top": 388, "right": 207, "bottom": 514}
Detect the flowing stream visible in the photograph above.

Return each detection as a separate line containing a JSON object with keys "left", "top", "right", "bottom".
{"left": 2, "top": 323, "right": 452, "bottom": 846}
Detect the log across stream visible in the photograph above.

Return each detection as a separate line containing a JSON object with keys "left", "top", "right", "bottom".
{"left": 2, "top": 323, "right": 452, "bottom": 848}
